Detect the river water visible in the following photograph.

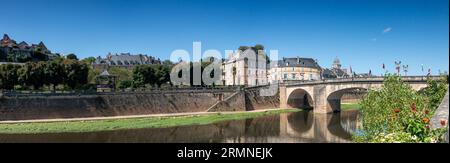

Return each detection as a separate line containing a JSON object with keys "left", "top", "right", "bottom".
{"left": 0, "top": 110, "right": 360, "bottom": 143}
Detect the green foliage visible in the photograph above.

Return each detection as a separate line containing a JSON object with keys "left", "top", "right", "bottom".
{"left": 0, "top": 64, "right": 21, "bottom": 90}
{"left": 32, "top": 50, "right": 47, "bottom": 61}
{"left": 355, "top": 74, "right": 448, "bottom": 143}
{"left": 17, "top": 62, "right": 46, "bottom": 89}
{"left": 6, "top": 53, "right": 14, "bottom": 62}
{"left": 44, "top": 60, "right": 65, "bottom": 91}
{"left": 108, "top": 67, "right": 133, "bottom": 83}
{"left": 354, "top": 130, "right": 446, "bottom": 143}
{"left": 63, "top": 59, "right": 89, "bottom": 89}
{"left": 16, "top": 52, "right": 31, "bottom": 62}
{"left": 3, "top": 58, "right": 90, "bottom": 91}
{"left": 419, "top": 76, "right": 448, "bottom": 110}
{"left": 132, "top": 64, "right": 171, "bottom": 88}
{"left": 117, "top": 80, "right": 133, "bottom": 89}
{"left": 88, "top": 68, "right": 101, "bottom": 84}
{"left": 162, "top": 60, "right": 173, "bottom": 66}
{"left": 66, "top": 53, "right": 78, "bottom": 61}
{"left": 81, "top": 57, "right": 96, "bottom": 64}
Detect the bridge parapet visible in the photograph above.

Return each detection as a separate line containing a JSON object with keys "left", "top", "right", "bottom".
{"left": 281, "top": 76, "right": 440, "bottom": 86}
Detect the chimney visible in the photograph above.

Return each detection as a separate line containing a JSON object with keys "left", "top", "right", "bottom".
{"left": 297, "top": 57, "right": 300, "bottom": 63}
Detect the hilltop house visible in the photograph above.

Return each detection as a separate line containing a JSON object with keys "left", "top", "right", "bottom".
{"left": 0, "top": 34, "right": 58, "bottom": 63}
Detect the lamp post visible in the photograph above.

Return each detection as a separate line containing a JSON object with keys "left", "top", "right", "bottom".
{"left": 403, "top": 65, "right": 409, "bottom": 76}
{"left": 395, "top": 61, "right": 401, "bottom": 75}
{"left": 421, "top": 64, "right": 424, "bottom": 80}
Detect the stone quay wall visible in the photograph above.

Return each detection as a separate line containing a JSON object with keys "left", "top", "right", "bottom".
{"left": 0, "top": 87, "right": 279, "bottom": 121}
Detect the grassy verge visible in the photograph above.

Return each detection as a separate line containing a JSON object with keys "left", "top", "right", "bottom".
{"left": 0, "top": 109, "right": 300, "bottom": 134}
{"left": 341, "top": 103, "right": 361, "bottom": 111}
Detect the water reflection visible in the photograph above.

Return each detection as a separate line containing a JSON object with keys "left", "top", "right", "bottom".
{"left": 0, "top": 110, "right": 360, "bottom": 143}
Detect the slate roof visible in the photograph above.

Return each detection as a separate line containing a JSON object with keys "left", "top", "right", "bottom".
{"left": 276, "top": 57, "right": 321, "bottom": 69}
{"left": 95, "top": 53, "right": 161, "bottom": 66}
{"left": 322, "top": 68, "right": 350, "bottom": 78}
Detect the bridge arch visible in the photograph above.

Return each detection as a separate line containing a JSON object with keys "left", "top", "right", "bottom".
{"left": 287, "top": 88, "right": 314, "bottom": 109}
{"left": 327, "top": 87, "right": 368, "bottom": 112}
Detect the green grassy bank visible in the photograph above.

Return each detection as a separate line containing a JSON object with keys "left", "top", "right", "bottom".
{"left": 0, "top": 109, "right": 300, "bottom": 134}
{"left": 341, "top": 103, "right": 361, "bottom": 111}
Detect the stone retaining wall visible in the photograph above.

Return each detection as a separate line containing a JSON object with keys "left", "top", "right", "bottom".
{"left": 0, "top": 92, "right": 233, "bottom": 121}
{"left": 0, "top": 87, "right": 279, "bottom": 121}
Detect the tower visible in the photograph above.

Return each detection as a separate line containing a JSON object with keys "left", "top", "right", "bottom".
{"left": 332, "top": 57, "right": 342, "bottom": 69}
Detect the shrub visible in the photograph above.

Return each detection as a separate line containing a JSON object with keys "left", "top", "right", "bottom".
{"left": 118, "top": 80, "right": 133, "bottom": 89}
{"left": 355, "top": 74, "right": 448, "bottom": 143}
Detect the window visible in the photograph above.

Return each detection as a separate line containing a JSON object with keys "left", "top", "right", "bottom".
{"left": 310, "top": 74, "right": 313, "bottom": 80}
{"left": 284, "top": 74, "right": 288, "bottom": 79}
{"left": 292, "top": 73, "right": 296, "bottom": 79}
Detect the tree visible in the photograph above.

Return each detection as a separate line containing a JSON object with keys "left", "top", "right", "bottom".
{"left": 16, "top": 52, "right": 31, "bottom": 62}
{"left": 0, "top": 64, "right": 20, "bottom": 90}
{"left": 66, "top": 53, "right": 78, "bottom": 61}
{"left": 82, "top": 57, "right": 96, "bottom": 64}
{"left": 32, "top": 49, "right": 47, "bottom": 61}
{"left": 132, "top": 64, "right": 172, "bottom": 88}
{"left": 153, "top": 64, "right": 171, "bottom": 87}
{"left": 132, "top": 65, "right": 155, "bottom": 88}
{"left": 6, "top": 53, "right": 14, "bottom": 62}
{"left": 63, "top": 59, "right": 88, "bottom": 89}
{"left": 31, "top": 62, "right": 46, "bottom": 89}
{"left": 44, "top": 60, "right": 65, "bottom": 91}
{"left": 162, "top": 60, "right": 173, "bottom": 66}
{"left": 118, "top": 80, "right": 133, "bottom": 89}
{"left": 17, "top": 62, "right": 45, "bottom": 90}
{"left": 253, "top": 44, "right": 264, "bottom": 52}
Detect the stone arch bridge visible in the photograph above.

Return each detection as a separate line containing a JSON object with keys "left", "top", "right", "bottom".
{"left": 279, "top": 76, "right": 440, "bottom": 114}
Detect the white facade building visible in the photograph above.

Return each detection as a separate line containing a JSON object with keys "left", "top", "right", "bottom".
{"left": 222, "top": 49, "right": 268, "bottom": 86}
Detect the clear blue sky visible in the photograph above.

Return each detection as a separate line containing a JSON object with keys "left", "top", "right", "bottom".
{"left": 1, "top": 0, "right": 448, "bottom": 75}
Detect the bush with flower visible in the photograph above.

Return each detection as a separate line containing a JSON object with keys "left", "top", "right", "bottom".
{"left": 354, "top": 75, "right": 448, "bottom": 143}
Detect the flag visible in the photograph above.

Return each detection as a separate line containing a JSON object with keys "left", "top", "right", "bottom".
{"left": 382, "top": 63, "right": 385, "bottom": 69}
{"left": 350, "top": 65, "right": 353, "bottom": 74}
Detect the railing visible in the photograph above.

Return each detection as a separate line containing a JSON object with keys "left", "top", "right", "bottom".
{"left": 281, "top": 75, "right": 441, "bottom": 86}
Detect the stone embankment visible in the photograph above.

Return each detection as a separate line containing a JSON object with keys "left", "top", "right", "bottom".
{"left": 0, "top": 87, "right": 280, "bottom": 121}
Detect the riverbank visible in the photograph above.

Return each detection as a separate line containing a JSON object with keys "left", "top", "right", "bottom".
{"left": 341, "top": 103, "right": 361, "bottom": 111}
{"left": 0, "top": 109, "right": 300, "bottom": 134}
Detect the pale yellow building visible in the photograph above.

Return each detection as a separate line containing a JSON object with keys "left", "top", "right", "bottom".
{"left": 268, "top": 57, "right": 322, "bottom": 83}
